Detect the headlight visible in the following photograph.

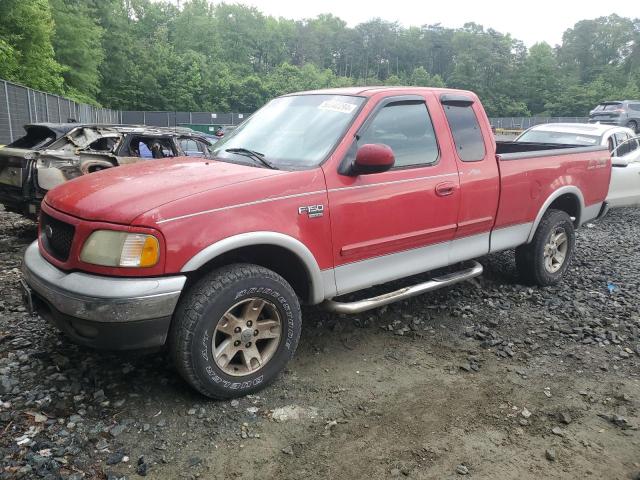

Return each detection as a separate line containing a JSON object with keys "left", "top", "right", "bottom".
{"left": 80, "top": 230, "right": 160, "bottom": 268}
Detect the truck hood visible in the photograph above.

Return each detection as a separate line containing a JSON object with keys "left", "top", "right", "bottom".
{"left": 44, "top": 157, "right": 286, "bottom": 224}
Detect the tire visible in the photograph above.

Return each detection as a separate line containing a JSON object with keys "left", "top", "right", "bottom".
{"left": 626, "top": 120, "right": 638, "bottom": 134}
{"left": 515, "top": 209, "right": 575, "bottom": 286}
{"left": 169, "top": 263, "right": 302, "bottom": 399}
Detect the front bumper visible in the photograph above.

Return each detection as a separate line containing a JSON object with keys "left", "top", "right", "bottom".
{"left": 21, "top": 241, "right": 186, "bottom": 350}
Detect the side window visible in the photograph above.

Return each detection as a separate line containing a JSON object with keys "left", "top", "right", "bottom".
{"left": 630, "top": 103, "right": 640, "bottom": 112}
{"left": 128, "top": 136, "right": 175, "bottom": 159}
{"left": 179, "top": 138, "right": 199, "bottom": 152}
{"left": 614, "top": 132, "right": 631, "bottom": 157}
{"left": 358, "top": 101, "right": 439, "bottom": 168}
{"left": 442, "top": 104, "right": 486, "bottom": 161}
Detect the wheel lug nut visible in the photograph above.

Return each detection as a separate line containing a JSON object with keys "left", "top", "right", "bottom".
{"left": 245, "top": 342, "right": 251, "bottom": 348}
{"left": 234, "top": 327, "right": 241, "bottom": 333}
{"left": 247, "top": 320, "right": 253, "bottom": 327}
{"left": 234, "top": 340, "right": 241, "bottom": 346}
{"left": 254, "top": 329, "right": 259, "bottom": 336}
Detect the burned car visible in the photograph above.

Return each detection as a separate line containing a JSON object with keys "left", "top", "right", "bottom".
{"left": 0, "top": 125, "right": 215, "bottom": 219}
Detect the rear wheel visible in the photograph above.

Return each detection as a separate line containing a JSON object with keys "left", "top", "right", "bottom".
{"left": 169, "top": 263, "right": 301, "bottom": 399}
{"left": 626, "top": 120, "right": 638, "bottom": 134}
{"left": 515, "top": 209, "right": 575, "bottom": 286}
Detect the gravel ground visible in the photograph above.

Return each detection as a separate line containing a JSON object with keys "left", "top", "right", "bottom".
{"left": 0, "top": 206, "right": 639, "bottom": 480}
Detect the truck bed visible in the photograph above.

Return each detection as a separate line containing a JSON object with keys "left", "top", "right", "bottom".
{"left": 495, "top": 141, "right": 604, "bottom": 158}
{"left": 494, "top": 144, "right": 611, "bottom": 232}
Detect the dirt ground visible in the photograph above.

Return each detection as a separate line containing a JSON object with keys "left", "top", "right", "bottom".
{"left": 1, "top": 207, "right": 639, "bottom": 480}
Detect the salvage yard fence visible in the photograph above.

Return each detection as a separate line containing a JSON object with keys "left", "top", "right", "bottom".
{"left": 1, "top": 77, "right": 598, "bottom": 145}
{"left": 0, "top": 79, "right": 119, "bottom": 145}
{"left": 120, "top": 111, "right": 251, "bottom": 129}
{"left": 489, "top": 116, "right": 590, "bottom": 130}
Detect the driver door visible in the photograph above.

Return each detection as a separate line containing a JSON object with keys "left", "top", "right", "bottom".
{"left": 324, "top": 94, "right": 460, "bottom": 295}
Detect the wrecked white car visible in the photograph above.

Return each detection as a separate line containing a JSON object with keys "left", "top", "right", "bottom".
{"left": 0, "top": 124, "right": 215, "bottom": 219}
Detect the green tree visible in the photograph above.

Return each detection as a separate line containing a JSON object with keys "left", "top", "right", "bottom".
{"left": 0, "top": 0, "right": 64, "bottom": 92}
{"left": 51, "top": 0, "right": 104, "bottom": 103}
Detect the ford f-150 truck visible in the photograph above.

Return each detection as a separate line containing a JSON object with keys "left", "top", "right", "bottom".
{"left": 21, "top": 87, "right": 611, "bottom": 399}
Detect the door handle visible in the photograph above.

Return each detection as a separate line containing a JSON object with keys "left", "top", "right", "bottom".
{"left": 435, "top": 181, "right": 456, "bottom": 197}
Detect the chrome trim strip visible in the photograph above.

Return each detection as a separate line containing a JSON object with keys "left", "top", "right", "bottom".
{"left": 327, "top": 172, "right": 458, "bottom": 193}
{"left": 323, "top": 260, "right": 483, "bottom": 314}
{"left": 157, "top": 173, "right": 460, "bottom": 225}
{"left": 22, "top": 242, "right": 186, "bottom": 323}
{"left": 157, "top": 190, "right": 327, "bottom": 224}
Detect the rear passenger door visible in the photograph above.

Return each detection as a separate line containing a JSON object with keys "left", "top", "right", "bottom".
{"left": 325, "top": 94, "right": 461, "bottom": 295}
{"left": 440, "top": 95, "right": 500, "bottom": 256}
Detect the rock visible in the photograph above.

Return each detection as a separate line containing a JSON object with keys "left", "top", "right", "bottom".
{"left": 521, "top": 408, "right": 532, "bottom": 419}
{"left": 545, "top": 448, "right": 556, "bottom": 461}
{"left": 110, "top": 424, "right": 126, "bottom": 437}
{"left": 551, "top": 427, "right": 565, "bottom": 437}
{"left": 137, "top": 458, "right": 148, "bottom": 477}
{"left": 230, "top": 399, "right": 239, "bottom": 407}
{"left": 281, "top": 445, "right": 294, "bottom": 455}
{"left": 106, "top": 452, "right": 125, "bottom": 465}
{"left": 598, "top": 413, "right": 633, "bottom": 429}
{"left": 0, "top": 375, "right": 17, "bottom": 394}
{"left": 271, "top": 405, "right": 318, "bottom": 422}
{"left": 456, "top": 464, "right": 469, "bottom": 475}
{"left": 559, "top": 412, "right": 572, "bottom": 424}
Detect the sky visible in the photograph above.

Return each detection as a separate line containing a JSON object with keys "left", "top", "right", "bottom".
{"left": 201, "top": 0, "right": 637, "bottom": 47}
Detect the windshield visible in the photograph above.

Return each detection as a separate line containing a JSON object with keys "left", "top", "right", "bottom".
{"left": 516, "top": 130, "right": 601, "bottom": 146}
{"left": 213, "top": 94, "right": 364, "bottom": 169}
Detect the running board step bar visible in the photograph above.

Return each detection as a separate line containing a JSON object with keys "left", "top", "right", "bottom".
{"left": 322, "top": 261, "right": 483, "bottom": 314}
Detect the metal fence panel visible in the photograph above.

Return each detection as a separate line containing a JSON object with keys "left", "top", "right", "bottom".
{"left": 0, "top": 78, "right": 120, "bottom": 145}
{"left": 489, "top": 117, "right": 590, "bottom": 130}
{"left": 0, "top": 82, "right": 10, "bottom": 144}
{"left": 6, "top": 83, "right": 31, "bottom": 142}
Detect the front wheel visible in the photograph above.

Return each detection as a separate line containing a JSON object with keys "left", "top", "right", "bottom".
{"left": 169, "top": 264, "right": 301, "bottom": 399}
{"left": 626, "top": 120, "right": 638, "bottom": 134}
{"left": 515, "top": 209, "right": 575, "bottom": 286}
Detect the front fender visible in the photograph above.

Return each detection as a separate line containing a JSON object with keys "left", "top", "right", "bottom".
{"left": 180, "top": 231, "right": 331, "bottom": 304}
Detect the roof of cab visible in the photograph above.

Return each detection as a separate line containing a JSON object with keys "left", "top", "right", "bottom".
{"left": 284, "top": 86, "right": 474, "bottom": 98}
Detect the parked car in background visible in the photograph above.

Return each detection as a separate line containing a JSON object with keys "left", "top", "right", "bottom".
{"left": 0, "top": 125, "right": 215, "bottom": 219}
{"left": 4, "top": 123, "right": 84, "bottom": 151}
{"left": 589, "top": 100, "right": 640, "bottom": 133}
{"left": 515, "top": 123, "right": 640, "bottom": 208}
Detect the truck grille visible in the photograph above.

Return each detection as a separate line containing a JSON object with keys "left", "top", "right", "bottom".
{"left": 41, "top": 212, "right": 75, "bottom": 261}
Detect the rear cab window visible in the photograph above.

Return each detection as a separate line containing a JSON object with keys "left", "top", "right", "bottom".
{"left": 441, "top": 98, "right": 486, "bottom": 162}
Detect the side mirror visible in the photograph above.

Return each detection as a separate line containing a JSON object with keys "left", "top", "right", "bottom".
{"left": 351, "top": 144, "right": 395, "bottom": 175}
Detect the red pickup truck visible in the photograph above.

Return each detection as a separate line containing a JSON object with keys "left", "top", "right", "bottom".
{"left": 21, "top": 87, "right": 611, "bottom": 399}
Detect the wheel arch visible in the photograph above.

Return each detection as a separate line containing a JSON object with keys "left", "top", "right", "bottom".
{"left": 180, "top": 232, "right": 329, "bottom": 304}
{"left": 526, "top": 186, "right": 584, "bottom": 243}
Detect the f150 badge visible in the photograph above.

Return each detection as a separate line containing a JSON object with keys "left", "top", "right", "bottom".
{"left": 298, "top": 204, "right": 324, "bottom": 218}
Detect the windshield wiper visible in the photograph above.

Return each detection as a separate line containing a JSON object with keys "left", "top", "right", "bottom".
{"left": 225, "top": 148, "right": 277, "bottom": 170}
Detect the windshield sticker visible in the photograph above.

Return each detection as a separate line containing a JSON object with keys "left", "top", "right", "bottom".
{"left": 318, "top": 100, "right": 358, "bottom": 114}
{"left": 575, "top": 136, "right": 597, "bottom": 144}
